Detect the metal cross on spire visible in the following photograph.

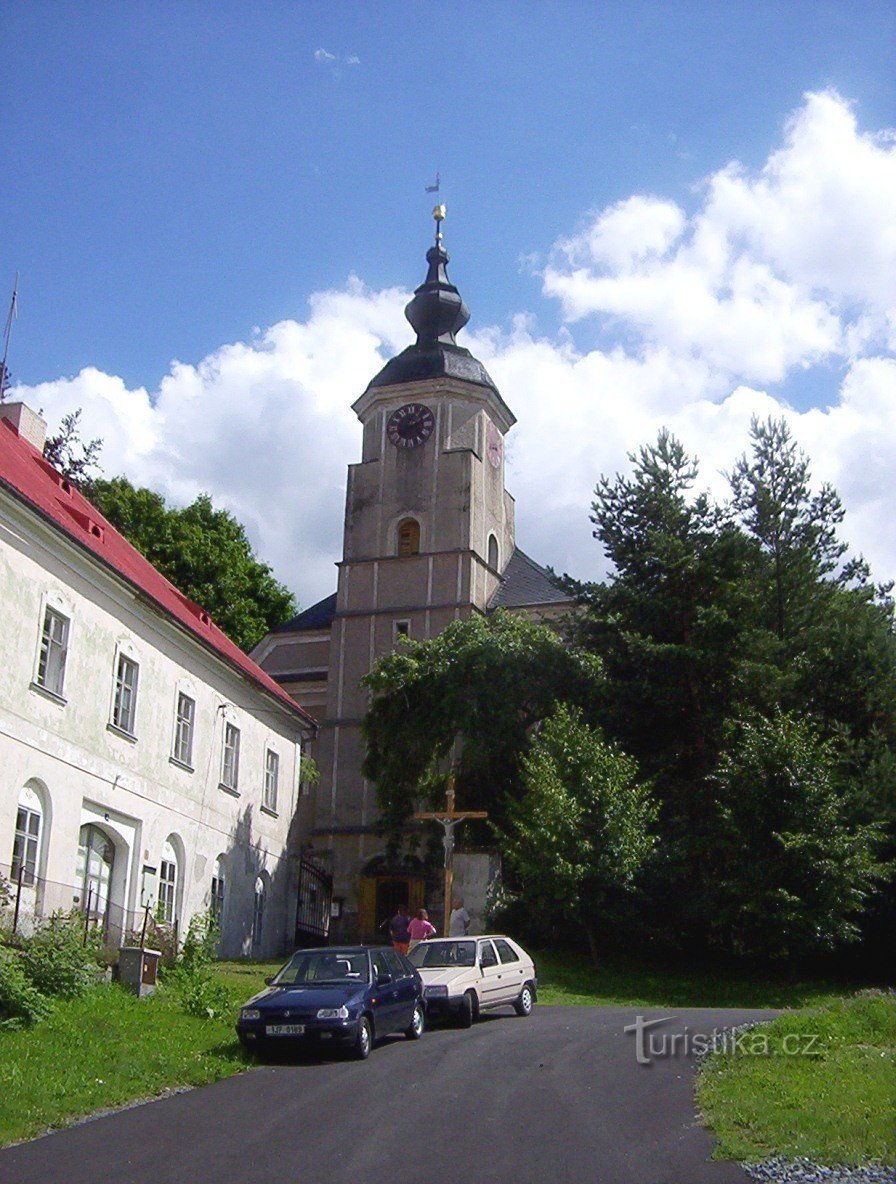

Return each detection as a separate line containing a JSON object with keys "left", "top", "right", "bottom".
{"left": 413, "top": 774, "right": 487, "bottom": 937}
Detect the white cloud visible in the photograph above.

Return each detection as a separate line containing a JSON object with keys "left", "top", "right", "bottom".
{"left": 313, "top": 48, "right": 336, "bottom": 63}
{"left": 12, "top": 91, "right": 896, "bottom": 613}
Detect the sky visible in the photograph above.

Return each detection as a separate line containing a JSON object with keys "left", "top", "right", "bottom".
{"left": 2, "top": 2, "right": 895, "bottom": 609}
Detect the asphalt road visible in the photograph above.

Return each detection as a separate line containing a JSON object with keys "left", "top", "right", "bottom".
{"left": 0, "top": 1005, "right": 779, "bottom": 1184}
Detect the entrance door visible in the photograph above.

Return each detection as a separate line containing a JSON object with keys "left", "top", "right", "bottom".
{"left": 77, "top": 824, "right": 115, "bottom": 930}
{"left": 358, "top": 875, "right": 426, "bottom": 941}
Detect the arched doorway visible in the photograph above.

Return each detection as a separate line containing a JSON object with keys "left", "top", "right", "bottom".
{"left": 357, "top": 855, "right": 428, "bottom": 942}
{"left": 76, "top": 823, "right": 116, "bottom": 931}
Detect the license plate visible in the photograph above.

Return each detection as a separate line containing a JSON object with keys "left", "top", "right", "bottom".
{"left": 266, "top": 1023, "right": 305, "bottom": 1036}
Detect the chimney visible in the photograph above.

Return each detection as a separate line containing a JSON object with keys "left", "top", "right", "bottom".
{"left": 0, "top": 401, "right": 47, "bottom": 452}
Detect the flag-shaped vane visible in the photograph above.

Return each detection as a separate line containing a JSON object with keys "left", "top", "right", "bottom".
{"left": 425, "top": 172, "right": 440, "bottom": 194}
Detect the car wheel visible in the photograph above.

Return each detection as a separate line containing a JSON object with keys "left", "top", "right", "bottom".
{"left": 514, "top": 983, "right": 534, "bottom": 1017}
{"left": 353, "top": 1016, "right": 373, "bottom": 1060}
{"left": 457, "top": 991, "right": 475, "bottom": 1029}
{"left": 406, "top": 1002, "right": 424, "bottom": 1040}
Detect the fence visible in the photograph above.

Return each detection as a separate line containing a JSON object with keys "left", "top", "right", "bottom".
{"left": 0, "top": 861, "right": 178, "bottom": 951}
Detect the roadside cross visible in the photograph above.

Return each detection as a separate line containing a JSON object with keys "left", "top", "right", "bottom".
{"left": 413, "top": 777, "right": 488, "bottom": 937}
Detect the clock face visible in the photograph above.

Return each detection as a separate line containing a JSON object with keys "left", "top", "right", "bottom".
{"left": 486, "top": 420, "right": 503, "bottom": 470}
{"left": 387, "top": 403, "right": 435, "bottom": 449}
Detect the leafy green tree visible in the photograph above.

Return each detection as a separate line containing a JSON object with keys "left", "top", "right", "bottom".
{"left": 710, "top": 711, "right": 887, "bottom": 960}
{"left": 362, "top": 611, "right": 603, "bottom": 843}
{"left": 43, "top": 409, "right": 103, "bottom": 484}
{"left": 501, "top": 704, "right": 657, "bottom": 960}
{"left": 85, "top": 476, "right": 295, "bottom": 652}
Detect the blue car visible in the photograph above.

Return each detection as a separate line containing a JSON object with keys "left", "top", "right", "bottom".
{"left": 236, "top": 945, "right": 425, "bottom": 1060}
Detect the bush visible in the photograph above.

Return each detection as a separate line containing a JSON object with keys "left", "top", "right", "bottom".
{"left": 17, "top": 914, "right": 102, "bottom": 1000}
{"left": 0, "top": 946, "right": 53, "bottom": 1029}
{"left": 166, "top": 912, "right": 230, "bottom": 1019}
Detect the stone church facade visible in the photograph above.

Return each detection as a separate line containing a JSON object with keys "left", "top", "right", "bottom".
{"left": 253, "top": 224, "right": 571, "bottom": 939}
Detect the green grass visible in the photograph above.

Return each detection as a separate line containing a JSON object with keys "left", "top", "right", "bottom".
{"left": 533, "top": 948, "right": 860, "bottom": 1009}
{"left": 697, "top": 993, "right": 896, "bottom": 1167}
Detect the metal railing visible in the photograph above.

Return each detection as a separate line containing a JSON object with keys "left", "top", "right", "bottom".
{"left": 0, "top": 861, "right": 178, "bottom": 951}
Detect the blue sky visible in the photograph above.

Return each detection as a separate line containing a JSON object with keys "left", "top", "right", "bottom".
{"left": 3, "top": 3, "right": 896, "bottom": 603}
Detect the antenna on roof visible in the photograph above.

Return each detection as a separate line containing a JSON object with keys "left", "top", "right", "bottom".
{"left": 0, "top": 274, "right": 18, "bottom": 402}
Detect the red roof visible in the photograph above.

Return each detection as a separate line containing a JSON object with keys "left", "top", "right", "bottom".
{"left": 0, "top": 414, "right": 315, "bottom": 731}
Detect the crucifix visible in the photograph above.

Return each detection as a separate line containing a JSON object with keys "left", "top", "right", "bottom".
{"left": 413, "top": 775, "right": 488, "bottom": 937}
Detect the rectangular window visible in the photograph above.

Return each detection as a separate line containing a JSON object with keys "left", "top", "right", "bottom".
{"left": 221, "top": 722, "right": 241, "bottom": 790}
{"left": 112, "top": 653, "right": 139, "bottom": 734}
{"left": 11, "top": 807, "right": 41, "bottom": 886}
{"left": 393, "top": 619, "right": 410, "bottom": 642}
{"left": 37, "top": 606, "right": 69, "bottom": 697}
{"left": 263, "top": 749, "right": 279, "bottom": 812}
{"left": 158, "top": 859, "right": 176, "bottom": 923}
{"left": 173, "top": 692, "right": 195, "bottom": 767}
{"left": 211, "top": 866, "right": 225, "bottom": 923}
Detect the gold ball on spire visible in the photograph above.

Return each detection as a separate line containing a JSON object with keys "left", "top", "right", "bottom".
{"left": 433, "top": 204, "right": 447, "bottom": 222}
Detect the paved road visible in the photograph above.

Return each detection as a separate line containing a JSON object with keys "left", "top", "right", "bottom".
{"left": 0, "top": 1006, "right": 778, "bottom": 1184}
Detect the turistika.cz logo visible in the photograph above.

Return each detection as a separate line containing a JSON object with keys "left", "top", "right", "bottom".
{"left": 623, "top": 1015, "right": 820, "bottom": 1065}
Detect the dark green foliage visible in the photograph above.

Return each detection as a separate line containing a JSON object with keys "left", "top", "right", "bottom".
{"left": 709, "top": 712, "right": 888, "bottom": 959}
{"left": 43, "top": 408, "right": 103, "bottom": 484}
{"left": 501, "top": 705, "right": 657, "bottom": 956}
{"left": 362, "top": 611, "right": 603, "bottom": 844}
{"left": 0, "top": 946, "right": 54, "bottom": 1029}
{"left": 16, "top": 914, "right": 102, "bottom": 1000}
{"left": 84, "top": 476, "right": 296, "bottom": 652}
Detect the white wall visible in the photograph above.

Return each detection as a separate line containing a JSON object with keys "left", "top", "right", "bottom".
{"left": 0, "top": 489, "right": 307, "bottom": 959}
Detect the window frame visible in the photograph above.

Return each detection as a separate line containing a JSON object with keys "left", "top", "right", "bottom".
{"left": 158, "top": 857, "right": 177, "bottom": 924}
{"left": 262, "top": 748, "right": 280, "bottom": 814}
{"left": 111, "top": 651, "right": 139, "bottom": 736}
{"left": 221, "top": 721, "right": 241, "bottom": 792}
{"left": 172, "top": 691, "right": 196, "bottom": 769}
{"left": 35, "top": 604, "right": 70, "bottom": 700}
{"left": 252, "top": 877, "right": 266, "bottom": 947}
{"left": 211, "top": 857, "right": 226, "bottom": 924}
{"left": 11, "top": 803, "right": 42, "bottom": 887}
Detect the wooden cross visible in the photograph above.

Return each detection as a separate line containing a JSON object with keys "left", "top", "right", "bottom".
{"left": 413, "top": 776, "right": 488, "bottom": 937}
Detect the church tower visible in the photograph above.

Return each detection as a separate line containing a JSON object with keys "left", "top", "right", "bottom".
{"left": 254, "top": 213, "right": 570, "bottom": 941}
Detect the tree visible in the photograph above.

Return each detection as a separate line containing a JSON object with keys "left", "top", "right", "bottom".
{"left": 43, "top": 409, "right": 103, "bottom": 484}
{"left": 84, "top": 476, "right": 295, "bottom": 652}
{"left": 709, "top": 711, "right": 887, "bottom": 960}
{"left": 362, "top": 612, "right": 603, "bottom": 844}
{"left": 501, "top": 704, "right": 657, "bottom": 960}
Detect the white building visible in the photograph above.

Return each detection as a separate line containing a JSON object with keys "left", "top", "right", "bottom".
{"left": 0, "top": 401, "right": 317, "bottom": 958}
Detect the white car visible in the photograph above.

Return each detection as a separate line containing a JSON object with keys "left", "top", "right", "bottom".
{"left": 407, "top": 935, "right": 537, "bottom": 1027}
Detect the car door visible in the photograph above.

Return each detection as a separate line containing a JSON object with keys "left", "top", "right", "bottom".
{"left": 477, "top": 939, "right": 504, "bottom": 1008}
{"left": 494, "top": 938, "right": 526, "bottom": 1003}
{"left": 384, "top": 949, "right": 416, "bottom": 1029}
{"left": 371, "top": 949, "right": 401, "bottom": 1034}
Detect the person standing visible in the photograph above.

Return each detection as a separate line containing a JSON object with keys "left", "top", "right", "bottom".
{"left": 389, "top": 904, "right": 411, "bottom": 955}
{"left": 408, "top": 908, "right": 437, "bottom": 946}
{"left": 449, "top": 897, "right": 470, "bottom": 937}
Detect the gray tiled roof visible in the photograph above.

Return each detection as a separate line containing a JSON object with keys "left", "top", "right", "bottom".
{"left": 274, "top": 591, "right": 337, "bottom": 633}
{"left": 488, "top": 548, "right": 573, "bottom": 610}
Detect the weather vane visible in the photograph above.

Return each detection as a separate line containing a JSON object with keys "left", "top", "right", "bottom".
{"left": 425, "top": 173, "right": 445, "bottom": 246}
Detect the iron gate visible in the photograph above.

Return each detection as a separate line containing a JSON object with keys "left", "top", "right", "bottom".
{"left": 294, "top": 856, "right": 332, "bottom": 946}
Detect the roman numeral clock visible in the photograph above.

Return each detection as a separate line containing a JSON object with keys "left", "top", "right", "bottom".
{"left": 386, "top": 402, "right": 435, "bottom": 449}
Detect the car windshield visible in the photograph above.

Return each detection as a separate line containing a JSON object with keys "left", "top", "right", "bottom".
{"left": 272, "top": 951, "right": 370, "bottom": 985}
{"left": 408, "top": 940, "right": 476, "bottom": 968}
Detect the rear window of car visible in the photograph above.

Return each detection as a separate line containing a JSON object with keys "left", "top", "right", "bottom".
{"left": 479, "top": 940, "right": 498, "bottom": 968}
{"left": 495, "top": 939, "right": 519, "bottom": 964}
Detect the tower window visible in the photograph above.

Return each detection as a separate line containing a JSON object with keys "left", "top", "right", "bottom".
{"left": 487, "top": 533, "right": 499, "bottom": 571}
{"left": 393, "top": 619, "right": 411, "bottom": 642}
{"left": 397, "top": 518, "right": 420, "bottom": 557}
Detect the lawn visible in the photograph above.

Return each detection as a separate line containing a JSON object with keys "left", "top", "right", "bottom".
{"left": 697, "top": 993, "right": 896, "bottom": 1168}
{"left": 533, "top": 947, "right": 859, "bottom": 1009}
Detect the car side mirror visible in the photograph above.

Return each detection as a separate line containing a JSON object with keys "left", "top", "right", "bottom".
{"left": 264, "top": 976, "right": 274, "bottom": 985}
{"left": 377, "top": 972, "right": 392, "bottom": 986}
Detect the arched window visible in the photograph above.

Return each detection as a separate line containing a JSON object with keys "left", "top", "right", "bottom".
{"left": 158, "top": 837, "right": 179, "bottom": 924}
{"left": 211, "top": 856, "right": 226, "bottom": 924}
{"left": 397, "top": 518, "right": 420, "bottom": 557}
{"left": 252, "top": 876, "right": 267, "bottom": 947}
{"left": 487, "top": 533, "right": 499, "bottom": 571}
{"left": 11, "top": 784, "right": 45, "bottom": 886}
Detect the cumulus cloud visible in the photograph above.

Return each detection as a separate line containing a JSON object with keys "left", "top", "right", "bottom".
{"left": 12, "top": 91, "right": 896, "bottom": 611}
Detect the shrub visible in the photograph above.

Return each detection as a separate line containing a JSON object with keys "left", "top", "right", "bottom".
{"left": 18, "top": 914, "right": 102, "bottom": 1000}
{"left": 166, "top": 912, "right": 230, "bottom": 1019}
{"left": 0, "top": 946, "right": 53, "bottom": 1029}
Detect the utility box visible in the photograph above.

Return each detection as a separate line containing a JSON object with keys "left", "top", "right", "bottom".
{"left": 118, "top": 946, "right": 162, "bottom": 997}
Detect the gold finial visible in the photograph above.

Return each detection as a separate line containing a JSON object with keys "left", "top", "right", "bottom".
{"left": 433, "top": 203, "right": 447, "bottom": 246}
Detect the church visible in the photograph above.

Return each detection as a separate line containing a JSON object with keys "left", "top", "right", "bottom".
{"left": 253, "top": 212, "right": 572, "bottom": 941}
